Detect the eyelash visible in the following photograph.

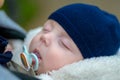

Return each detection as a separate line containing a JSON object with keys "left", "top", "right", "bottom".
{"left": 60, "top": 40, "right": 69, "bottom": 50}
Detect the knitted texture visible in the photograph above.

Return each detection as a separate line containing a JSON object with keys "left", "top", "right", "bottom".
{"left": 48, "top": 3, "right": 120, "bottom": 58}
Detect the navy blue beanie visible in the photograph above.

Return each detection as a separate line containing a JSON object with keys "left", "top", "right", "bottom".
{"left": 48, "top": 3, "right": 120, "bottom": 58}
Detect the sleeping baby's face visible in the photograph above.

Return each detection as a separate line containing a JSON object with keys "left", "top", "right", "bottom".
{"left": 29, "top": 19, "right": 83, "bottom": 74}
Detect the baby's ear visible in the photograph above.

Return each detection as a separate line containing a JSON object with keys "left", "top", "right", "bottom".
{"left": 24, "top": 27, "right": 43, "bottom": 50}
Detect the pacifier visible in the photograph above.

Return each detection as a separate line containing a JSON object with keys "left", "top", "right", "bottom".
{"left": 20, "top": 45, "right": 39, "bottom": 71}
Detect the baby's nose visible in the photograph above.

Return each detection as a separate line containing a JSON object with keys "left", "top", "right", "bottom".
{"left": 40, "top": 34, "right": 51, "bottom": 46}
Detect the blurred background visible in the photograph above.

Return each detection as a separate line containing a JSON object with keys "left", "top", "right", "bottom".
{"left": 1, "top": 0, "right": 120, "bottom": 31}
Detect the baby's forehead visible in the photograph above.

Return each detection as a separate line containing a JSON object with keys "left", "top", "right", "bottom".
{"left": 53, "top": 20, "right": 71, "bottom": 39}
{"left": 44, "top": 20, "right": 72, "bottom": 40}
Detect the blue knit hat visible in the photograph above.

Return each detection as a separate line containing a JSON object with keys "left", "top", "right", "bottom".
{"left": 48, "top": 3, "right": 120, "bottom": 58}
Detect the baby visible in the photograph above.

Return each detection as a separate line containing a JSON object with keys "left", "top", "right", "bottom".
{"left": 27, "top": 3, "right": 120, "bottom": 80}
{"left": 29, "top": 19, "right": 83, "bottom": 74}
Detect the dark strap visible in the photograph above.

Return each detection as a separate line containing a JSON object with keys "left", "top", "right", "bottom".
{"left": 0, "top": 36, "right": 8, "bottom": 53}
{"left": 0, "top": 51, "right": 13, "bottom": 64}
{"left": 0, "top": 27, "right": 26, "bottom": 40}
{"left": 0, "top": 36, "right": 13, "bottom": 65}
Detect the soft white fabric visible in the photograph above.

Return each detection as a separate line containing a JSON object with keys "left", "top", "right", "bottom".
{"left": 10, "top": 39, "right": 24, "bottom": 67}
{"left": 37, "top": 55, "right": 120, "bottom": 80}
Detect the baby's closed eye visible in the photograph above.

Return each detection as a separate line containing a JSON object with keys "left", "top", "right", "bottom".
{"left": 59, "top": 38, "right": 71, "bottom": 51}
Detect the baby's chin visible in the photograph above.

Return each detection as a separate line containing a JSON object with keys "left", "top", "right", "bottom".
{"left": 35, "top": 67, "right": 53, "bottom": 75}
{"left": 35, "top": 66, "right": 46, "bottom": 75}
{"left": 35, "top": 69, "right": 41, "bottom": 75}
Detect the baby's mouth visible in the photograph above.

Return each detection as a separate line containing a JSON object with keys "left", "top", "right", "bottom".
{"left": 33, "top": 49, "right": 42, "bottom": 61}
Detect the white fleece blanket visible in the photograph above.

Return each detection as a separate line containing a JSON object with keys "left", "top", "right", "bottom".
{"left": 37, "top": 55, "right": 120, "bottom": 80}
{"left": 11, "top": 27, "right": 120, "bottom": 80}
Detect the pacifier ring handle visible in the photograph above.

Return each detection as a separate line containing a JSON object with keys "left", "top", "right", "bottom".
{"left": 30, "top": 53, "right": 39, "bottom": 71}
{"left": 20, "top": 45, "right": 39, "bottom": 71}
{"left": 20, "top": 53, "right": 30, "bottom": 71}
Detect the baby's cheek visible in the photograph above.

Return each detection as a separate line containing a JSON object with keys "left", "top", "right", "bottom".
{"left": 29, "top": 41, "right": 35, "bottom": 52}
